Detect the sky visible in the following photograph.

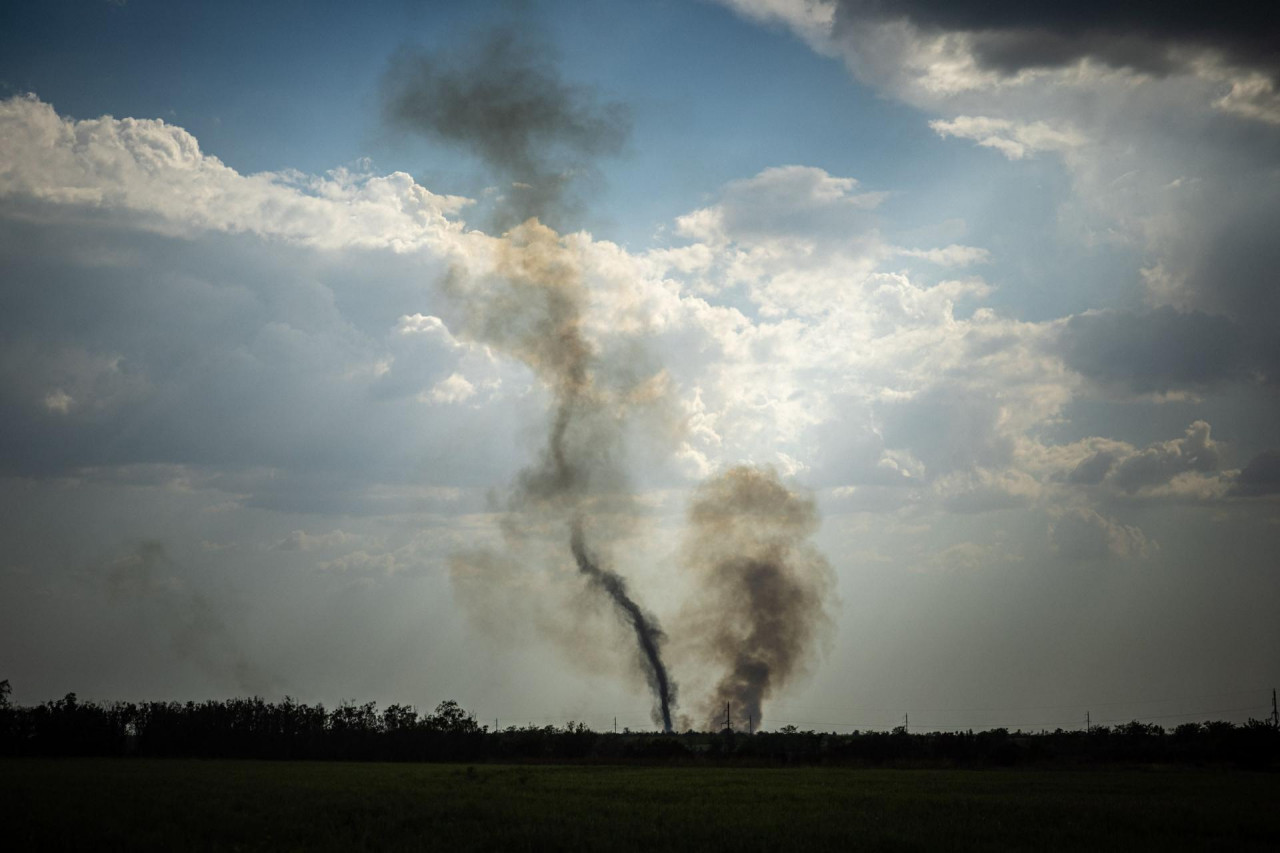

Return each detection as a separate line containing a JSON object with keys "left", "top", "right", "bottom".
{"left": 1, "top": 0, "right": 1278, "bottom": 733}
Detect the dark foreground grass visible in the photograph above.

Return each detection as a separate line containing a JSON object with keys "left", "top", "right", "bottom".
{"left": 3, "top": 759, "right": 1278, "bottom": 851}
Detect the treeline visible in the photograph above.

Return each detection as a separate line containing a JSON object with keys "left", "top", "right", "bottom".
{"left": 744, "top": 720, "right": 1279, "bottom": 769}
{"left": 1, "top": 684, "right": 1276, "bottom": 767}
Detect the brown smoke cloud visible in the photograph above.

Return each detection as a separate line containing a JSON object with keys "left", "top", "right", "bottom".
{"left": 450, "top": 222, "right": 628, "bottom": 509}
{"left": 678, "top": 467, "right": 837, "bottom": 731}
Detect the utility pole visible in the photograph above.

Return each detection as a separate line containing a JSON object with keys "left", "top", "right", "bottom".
{"left": 1271, "top": 689, "right": 1278, "bottom": 729}
{"left": 1086, "top": 711, "right": 1090, "bottom": 733}
{"left": 725, "top": 702, "right": 731, "bottom": 732}
{"left": 904, "top": 713, "right": 908, "bottom": 730}
{"left": 614, "top": 716, "right": 617, "bottom": 734}
{"left": 748, "top": 714, "right": 753, "bottom": 735}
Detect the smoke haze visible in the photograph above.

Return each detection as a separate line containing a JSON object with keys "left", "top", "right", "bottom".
{"left": 679, "top": 467, "right": 836, "bottom": 731}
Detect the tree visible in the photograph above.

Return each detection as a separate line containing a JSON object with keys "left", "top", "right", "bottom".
{"left": 382, "top": 703, "right": 418, "bottom": 732}
{"left": 425, "top": 700, "right": 481, "bottom": 734}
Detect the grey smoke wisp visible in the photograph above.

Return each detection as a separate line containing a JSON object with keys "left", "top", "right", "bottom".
{"left": 680, "top": 467, "right": 836, "bottom": 731}
{"left": 383, "top": 26, "right": 629, "bottom": 229}
{"left": 105, "top": 541, "right": 276, "bottom": 696}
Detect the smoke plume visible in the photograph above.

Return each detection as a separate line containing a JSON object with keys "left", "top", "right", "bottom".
{"left": 679, "top": 467, "right": 836, "bottom": 731}
{"left": 387, "top": 26, "right": 676, "bottom": 729}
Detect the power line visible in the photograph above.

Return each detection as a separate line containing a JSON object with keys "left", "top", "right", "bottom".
{"left": 1091, "top": 706, "right": 1272, "bottom": 725}
{"left": 475, "top": 687, "right": 1278, "bottom": 733}
{"left": 758, "top": 705, "right": 1271, "bottom": 733}
{"left": 904, "top": 706, "right": 1272, "bottom": 732}
{"left": 763, "top": 685, "right": 1271, "bottom": 717}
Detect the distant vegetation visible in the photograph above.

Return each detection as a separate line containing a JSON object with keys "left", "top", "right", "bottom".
{"left": 2, "top": 682, "right": 1276, "bottom": 767}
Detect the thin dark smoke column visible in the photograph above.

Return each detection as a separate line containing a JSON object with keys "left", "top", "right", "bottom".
{"left": 570, "top": 518, "right": 675, "bottom": 732}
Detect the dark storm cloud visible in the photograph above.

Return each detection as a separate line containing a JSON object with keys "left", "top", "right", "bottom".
{"left": 1066, "top": 450, "right": 1115, "bottom": 486}
{"left": 382, "top": 26, "right": 630, "bottom": 229}
{"left": 1049, "top": 507, "right": 1150, "bottom": 561}
{"left": 835, "top": 1, "right": 1280, "bottom": 78}
{"left": 1181, "top": 188, "right": 1280, "bottom": 330}
{"left": 1107, "top": 420, "right": 1222, "bottom": 493}
{"left": 1062, "top": 421, "right": 1225, "bottom": 495}
{"left": 1228, "top": 450, "right": 1280, "bottom": 497}
{"left": 1056, "top": 308, "right": 1257, "bottom": 395}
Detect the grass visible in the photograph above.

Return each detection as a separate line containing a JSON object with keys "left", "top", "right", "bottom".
{"left": 4, "top": 759, "right": 1279, "bottom": 851}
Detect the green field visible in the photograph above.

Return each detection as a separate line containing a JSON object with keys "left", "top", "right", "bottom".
{"left": 4, "top": 759, "right": 1278, "bottom": 851}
